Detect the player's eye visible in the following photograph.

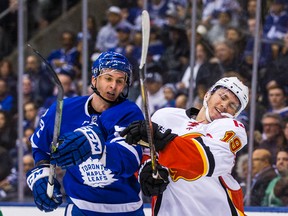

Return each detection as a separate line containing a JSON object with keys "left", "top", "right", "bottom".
{"left": 105, "top": 76, "right": 113, "bottom": 82}
{"left": 219, "top": 93, "right": 226, "bottom": 100}
{"left": 116, "top": 79, "right": 125, "bottom": 85}
{"left": 229, "top": 103, "right": 239, "bottom": 112}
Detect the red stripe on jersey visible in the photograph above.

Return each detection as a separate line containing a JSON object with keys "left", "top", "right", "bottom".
{"left": 159, "top": 136, "right": 209, "bottom": 181}
{"left": 219, "top": 177, "right": 246, "bottom": 216}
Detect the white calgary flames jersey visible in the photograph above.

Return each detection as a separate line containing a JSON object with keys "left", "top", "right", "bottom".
{"left": 150, "top": 107, "right": 247, "bottom": 216}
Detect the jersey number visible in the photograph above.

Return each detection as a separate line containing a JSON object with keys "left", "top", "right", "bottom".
{"left": 221, "top": 131, "right": 242, "bottom": 153}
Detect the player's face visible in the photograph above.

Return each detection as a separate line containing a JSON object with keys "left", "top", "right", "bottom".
{"left": 206, "top": 88, "right": 240, "bottom": 121}
{"left": 95, "top": 68, "right": 127, "bottom": 101}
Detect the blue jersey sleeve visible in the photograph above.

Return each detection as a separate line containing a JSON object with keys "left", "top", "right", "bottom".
{"left": 99, "top": 99, "right": 144, "bottom": 177}
{"left": 31, "top": 103, "right": 57, "bottom": 163}
{"left": 31, "top": 96, "right": 91, "bottom": 163}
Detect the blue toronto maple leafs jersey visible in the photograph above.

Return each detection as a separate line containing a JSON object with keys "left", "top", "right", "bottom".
{"left": 30, "top": 95, "right": 145, "bottom": 215}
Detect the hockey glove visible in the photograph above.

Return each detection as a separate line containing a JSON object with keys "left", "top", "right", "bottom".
{"left": 120, "top": 120, "right": 177, "bottom": 151}
{"left": 139, "top": 160, "right": 169, "bottom": 196}
{"left": 51, "top": 124, "right": 105, "bottom": 169}
{"left": 26, "top": 164, "right": 62, "bottom": 212}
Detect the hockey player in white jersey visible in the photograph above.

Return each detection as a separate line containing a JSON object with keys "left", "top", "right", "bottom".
{"left": 121, "top": 77, "right": 249, "bottom": 216}
{"left": 26, "top": 51, "right": 145, "bottom": 215}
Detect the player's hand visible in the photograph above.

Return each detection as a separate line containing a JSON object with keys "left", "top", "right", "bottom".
{"left": 26, "top": 164, "right": 62, "bottom": 212}
{"left": 139, "top": 160, "right": 169, "bottom": 196}
{"left": 51, "top": 124, "right": 105, "bottom": 168}
{"left": 120, "top": 120, "right": 177, "bottom": 151}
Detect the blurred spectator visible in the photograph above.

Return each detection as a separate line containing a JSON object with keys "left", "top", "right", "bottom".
{"left": 95, "top": 6, "right": 132, "bottom": 52}
{"left": 0, "top": 59, "right": 17, "bottom": 97}
{"left": 247, "top": 148, "right": 278, "bottom": 206}
{"left": 235, "top": 153, "right": 249, "bottom": 196}
{"left": 266, "top": 85, "right": 288, "bottom": 119}
{"left": 225, "top": 26, "right": 247, "bottom": 60}
{"left": 274, "top": 176, "right": 288, "bottom": 205}
{"left": 159, "top": 24, "right": 190, "bottom": 83}
{"left": 159, "top": 7, "right": 182, "bottom": 47}
{"left": 109, "top": 25, "right": 139, "bottom": 72}
{"left": 135, "top": 72, "right": 167, "bottom": 115}
{"left": 47, "top": 30, "right": 80, "bottom": 75}
{"left": 148, "top": 26, "right": 165, "bottom": 63}
{"left": 192, "top": 83, "right": 208, "bottom": 109}
{"left": 77, "top": 15, "right": 97, "bottom": 63}
{"left": 23, "top": 101, "right": 40, "bottom": 131}
{"left": 244, "top": 0, "right": 257, "bottom": 19}
{"left": 262, "top": 149, "right": 288, "bottom": 206}
{"left": 201, "top": 0, "right": 241, "bottom": 27}
{"left": 22, "top": 75, "right": 36, "bottom": 105}
{"left": 41, "top": 71, "right": 78, "bottom": 111}
{"left": 263, "top": 0, "right": 288, "bottom": 42}
{"left": 23, "top": 127, "right": 34, "bottom": 154}
{"left": 236, "top": 82, "right": 267, "bottom": 133}
{"left": 162, "top": 83, "right": 177, "bottom": 108}
{"left": 126, "top": 0, "right": 143, "bottom": 27}
{"left": 24, "top": 55, "right": 54, "bottom": 106}
{"left": 0, "top": 78, "right": 15, "bottom": 114}
{"left": 0, "top": 110, "right": 16, "bottom": 152}
{"left": 0, "top": 146, "right": 12, "bottom": 181}
{"left": 76, "top": 15, "right": 97, "bottom": 84}
{"left": 284, "top": 118, "right": 288, "bottom": 143}
{"left": 175, "top": 93, "right": 188, "bottom": 109}
{"left": 23, "top": 154, "right": 34, "bottom": 174}
{"left": 0, "top": 146, "right": 15, "bottom": 201}
{"left": 22, "top": 154, "right": 34, "bottom": 198}
{"left": 259, "top": 112, "right": 287, "bottom": 164}
{"left": 147, "top": 0, "right": 171, "bottom": 27}
{"left": 243, "top": 18, "right": 273, "bottom": 72}
{"left": 179, "top": 41, "right": 215, "bottom": 92}
{"left": 206, "top": 9, "right": 235, "bottom": 44}
{"left": 212, "top": 40, "right": 241, "bottom": 76}
{"left": 260, "top": 33, "right": 288, "bottom": 101}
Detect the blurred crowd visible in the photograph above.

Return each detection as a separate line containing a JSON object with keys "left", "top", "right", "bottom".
{"left": 0, "top": 0, "right": 288, "bottom": 207}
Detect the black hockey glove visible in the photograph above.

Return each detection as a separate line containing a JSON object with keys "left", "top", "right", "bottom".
{"left": 139, "top": 160, "right": 169, "bottom": 196}
{"left": 120, "top": 120, "right": 177, "bottom": 151}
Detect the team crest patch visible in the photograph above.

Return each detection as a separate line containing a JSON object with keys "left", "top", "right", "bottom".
{"left": 79, "top": 157, "right": 117, "bottom": 188}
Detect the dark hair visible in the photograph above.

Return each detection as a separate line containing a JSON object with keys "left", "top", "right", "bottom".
{"left": 274, "top": 177, "right": 288, "bottom": 199}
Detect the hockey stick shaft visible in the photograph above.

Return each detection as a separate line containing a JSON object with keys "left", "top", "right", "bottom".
{"left": 27, "top": 44, "right": 64, "bottom": 199}
{"left": 139, "top": 10, "right": 159, "bottom": 178}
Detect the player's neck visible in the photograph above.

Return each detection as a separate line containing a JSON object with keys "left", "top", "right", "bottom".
{"left": 196, "top": 108, "right": 209, "bottom": 124}
{"left": 91, "top": 94, "right": 111, "bottom": 113}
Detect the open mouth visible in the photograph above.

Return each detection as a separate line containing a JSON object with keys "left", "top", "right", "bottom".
{"left": 106, "top": 92, "right": 116, "bottom": 100}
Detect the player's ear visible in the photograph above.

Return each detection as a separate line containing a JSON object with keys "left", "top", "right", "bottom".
{"left": 204, "top": 92, "right": 211, "bottom": 101}
{"left": 91, "top": 77, "right": 97, "bottom": 85}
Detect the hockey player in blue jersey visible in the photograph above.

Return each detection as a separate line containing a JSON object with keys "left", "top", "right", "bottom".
{"left": 26, "top": 51, "right": 145, "bottom": 215}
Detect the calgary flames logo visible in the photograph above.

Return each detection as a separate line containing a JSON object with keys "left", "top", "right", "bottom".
{"left": 168, "top": 133, "right": 209, "bottom": 182}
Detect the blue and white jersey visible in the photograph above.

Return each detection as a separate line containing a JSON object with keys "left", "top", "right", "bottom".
{"left": 30, "top": 95, "right": 145, "bottom": 215}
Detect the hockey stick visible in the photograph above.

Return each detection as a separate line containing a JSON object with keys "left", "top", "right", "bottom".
{"left": 27, "top": 44, "right": 64, "bottom": 199}
{"left": 139, "top": 10, "right": 159, "bottom": 178}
